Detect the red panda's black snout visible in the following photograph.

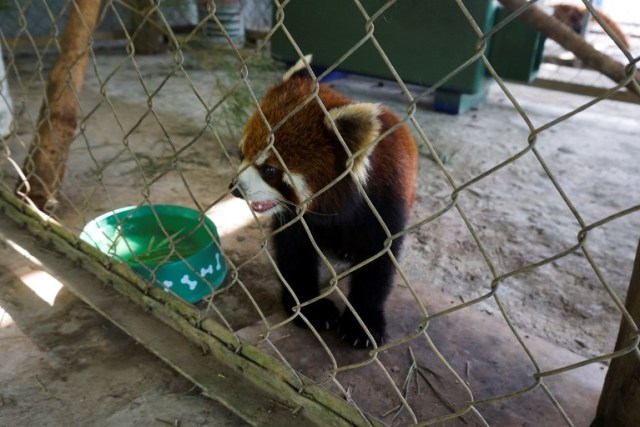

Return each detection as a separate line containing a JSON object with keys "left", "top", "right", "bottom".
{"left": 233, "top": 56, "right": 418, "bottom": 348}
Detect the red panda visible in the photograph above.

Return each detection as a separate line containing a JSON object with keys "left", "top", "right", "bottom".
{"left": 230, "top": 56, "right": 418, "bottom": 348}
{"left": 553, "top": 3, "right": 630, "bottom": 50}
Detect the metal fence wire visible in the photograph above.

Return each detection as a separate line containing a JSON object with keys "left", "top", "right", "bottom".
{"left": 1, "top": 0, "right": 639, "bottom": 425}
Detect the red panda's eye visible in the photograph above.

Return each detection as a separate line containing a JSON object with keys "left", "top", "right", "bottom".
{"left": 261, "top": 165, "right": 278, "bottom": 179}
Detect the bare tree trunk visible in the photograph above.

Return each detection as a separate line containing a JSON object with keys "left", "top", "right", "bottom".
{"left": 592, "top": 238, "right": 640, "bottom": 426}
{"left": 17, "top": 0, "right": 102, "bottom": 212}
{"left": 497, "top": 0, "right": 640, "bottom": 97}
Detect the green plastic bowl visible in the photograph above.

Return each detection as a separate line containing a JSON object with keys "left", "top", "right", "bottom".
{"left": 80, "top": 205, "right": 226, "bottom": 303}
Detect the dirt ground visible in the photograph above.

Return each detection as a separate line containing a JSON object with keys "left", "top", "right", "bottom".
{"left": 1, "top": 45, "right": 639, "bottom": 425}
{"left": 0, "top": 245, "right": 245, "bottom": 426}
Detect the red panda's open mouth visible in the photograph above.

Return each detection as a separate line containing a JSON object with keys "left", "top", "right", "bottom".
{"left": 250, "top": 200, "right": 278, "bottom": 213}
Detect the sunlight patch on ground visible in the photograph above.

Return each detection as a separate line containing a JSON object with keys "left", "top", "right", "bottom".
{"left": 4, "top": 238, "right": 43, "bottom": 267}
{"left": 206, "top": 196, "right": 257, "bottom": 238}
{"left": 4, "top": 238, "right": 62, "bottom": 306}
{"left": 19, "top": 270, "right": 63, "bottom": 306}
{"left": 0, "top": 305, "right": 14, "bottom": 328}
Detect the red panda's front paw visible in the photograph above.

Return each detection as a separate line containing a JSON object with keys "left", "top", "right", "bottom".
{"left": 339, "top": 310, "right": 386, "bottom": 349}
{"left": 290, "top": 298, "right": 340, "bottom": 331}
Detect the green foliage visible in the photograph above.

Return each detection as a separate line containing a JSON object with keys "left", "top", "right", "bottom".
{"left": 182, "top": 43, "right": 281, "bottom": 142}
{"left": 419, "top": 146, "right": 457, "bottom": 166}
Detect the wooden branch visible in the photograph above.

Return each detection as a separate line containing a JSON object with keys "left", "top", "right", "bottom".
{"left": 17, "top": 0, "right": 102, "bottom": 212}
{"left": 592, "top": 237, "right": 640, "bottom": 426}
{"left": 496, "top": 0, "right": 640, "bottom": 97}
{"left": 0, "top": 187, "right": 377, "bottom": 427}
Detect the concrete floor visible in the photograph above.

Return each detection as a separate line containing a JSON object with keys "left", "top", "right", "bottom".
{"left": 0, "top": 244, "right": 247, "bottom": 426}
{"left": 1, "top": 46, "right": 639, "bottom": 425}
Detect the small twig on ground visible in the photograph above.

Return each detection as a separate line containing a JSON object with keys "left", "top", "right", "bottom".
{"left": 386, "top": 347, "right": 421, "bottom": 424}
{"left": 34, "top": 374, "right": 47, "bottom": 392}
{"left": 0, "top": 336, "right": 28, "bottom": 341}
{"left": 155, "top": 418, "right": 180, "bottom": 427}
{"left": 181, "top": 384, "right": 204, "bottom": 399}
{"left": 415, "top": 368, "right": 467, "bottom": 424}
{"left": 392, "top": 347, "right": 469, "bottom": 424}
{"left": 408, "top": 347, "right": 421, "bottom": 396}
{"left": 381, "top": 404, "right": 403, "bottom": 418}
{"left": 267, "top": 398, "right": 300, "bottom": 414}
{"left": 273, "top": 333, "right": 291, "bottom": 342}
{"left": 419, "top": 147, "right": 457, "bottom": 166}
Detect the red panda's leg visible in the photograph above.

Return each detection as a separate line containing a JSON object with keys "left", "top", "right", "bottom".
{"left": 339, "top": 250, "right": 398, "bottom": 348}
{"left": 273, "top": 219, "right": 340, "bottom": 331}
{"left": 339, "top": 202, "right": 408, "bottom": 349}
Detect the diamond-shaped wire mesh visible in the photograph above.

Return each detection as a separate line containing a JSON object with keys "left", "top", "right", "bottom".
{"left": 1, "top": 0, "right": 639, "bottom": 425}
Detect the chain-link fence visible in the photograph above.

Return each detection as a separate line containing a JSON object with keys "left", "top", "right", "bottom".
{"left": 536, "top": 0, "right": 640, "bottom": 102}
{"left": 1, "top": 0, "right": 639, "bottom": 425}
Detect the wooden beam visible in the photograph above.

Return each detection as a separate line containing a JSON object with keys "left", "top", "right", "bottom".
{"left": 0, "top": 188, "right": 380, "bottom": 427}
{"left": 593, "top": 237, "right": 640, "bottom": 426}
{"left": 530, "top": 78, "right": 640, "bottom": 105}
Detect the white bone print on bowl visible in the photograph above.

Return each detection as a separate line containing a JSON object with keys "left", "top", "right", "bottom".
{"left": 162, "top": 280, "right": 174, "bottom": 292}
{"left": 200, "top": 264, "right": 214, "bottom": 277}
{"left": 80, "top": 205, "right": 226, "bottom": 303}
{"left": 200, "top": 254, "right": 223, "bottom": 277}
{"left": 180, "top": 274, "right": 198, "bottom": 291}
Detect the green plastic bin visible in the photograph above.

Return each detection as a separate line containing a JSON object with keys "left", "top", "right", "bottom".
{"left": 271, "top": 0, "right": 495, "bottom": 113}
{"left": 488, "top": 6, "right": 546, "bottom": 83}
{"left": 271, "top": 1, "right": 545, "bottom": 113}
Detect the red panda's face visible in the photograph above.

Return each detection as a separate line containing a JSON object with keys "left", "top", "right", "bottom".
{"left": 233, "top": 78, "right": 327, "bottom": 215}
{"left": 232, "top": 58, "right": 382, "bottom": 215}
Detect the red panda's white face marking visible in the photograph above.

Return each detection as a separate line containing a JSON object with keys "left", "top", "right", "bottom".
{"left": 235, "top": 149, "right": 313, "bottom": 215}
{"left": 324, "top": 102, "right": 381, "bottom": 184}
{"left": 282, "top": 54, "right": 312, "bottom": 82}
{"left": 236, "top": 159, "right": 282, "bottom": 213}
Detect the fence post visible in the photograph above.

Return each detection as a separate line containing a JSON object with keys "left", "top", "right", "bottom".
{"left": 593, "top": 237, "right": 640, "bottom": 426}
{"left": 17, "top": 0, "right": 101, "bottom": 212}
{"left": 131, "top": 0, "right": 165, "bottom": 55}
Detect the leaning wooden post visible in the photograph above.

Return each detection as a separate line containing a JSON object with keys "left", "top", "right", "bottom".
{"left": 17, "top": 0, "right": 102, "bottom": 212}
{"left": 592, "top": 237, "right": 640, "bottom": 426}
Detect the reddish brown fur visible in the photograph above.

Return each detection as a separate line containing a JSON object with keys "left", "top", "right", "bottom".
{"left": 236, "top": 73, "right": 418, "bottom": 347}
{"left": 553, "top": 4, "right": 630, "bottom": 50}
{"left": 372, "top": 108, "right": 418, "bottom": 214}
{"left": 242, "top": 77, "right": 417, "bottom": 213}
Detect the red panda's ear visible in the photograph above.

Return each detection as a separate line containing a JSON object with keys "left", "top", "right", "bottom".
{"left": 283, "top": 54, "right": 313, "bottom": 81}
{"left": 324, "top": 103, "right": 382, "bottom": 182}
